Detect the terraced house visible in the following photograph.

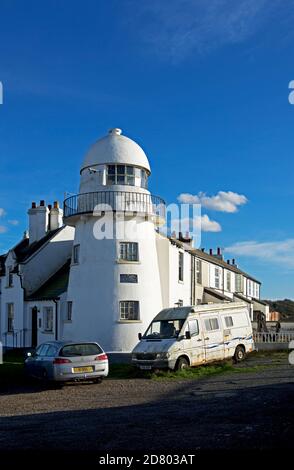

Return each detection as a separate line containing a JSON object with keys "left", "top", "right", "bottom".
{"left": 0, "top": 129, "right": 269, "bottom": 353}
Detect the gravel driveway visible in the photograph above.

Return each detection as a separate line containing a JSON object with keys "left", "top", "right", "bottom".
{"left": 0, "top": 353, "right": 293, "bottom": 456}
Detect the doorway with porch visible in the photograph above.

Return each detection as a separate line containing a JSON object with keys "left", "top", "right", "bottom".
{"left": 31, "top": 306, "right": 38, "bottom": 348}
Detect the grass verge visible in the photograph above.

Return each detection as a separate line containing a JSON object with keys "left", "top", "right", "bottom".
{"left": 108, "top": 360, "right": 269, "bottom": 381}
{"left": 0, "top": 349, "right": 283, "bottom": 387}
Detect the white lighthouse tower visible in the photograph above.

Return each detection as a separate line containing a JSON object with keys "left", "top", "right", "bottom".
{"left": 63, "top": 128, "right": 165, "bottom": 353}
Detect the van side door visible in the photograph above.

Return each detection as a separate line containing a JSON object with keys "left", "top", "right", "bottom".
{"left": 187, "top": 318, "right": 205, "bottom": 366}
{"left": 202, "top": 315, "right": 225, "bottom": 362}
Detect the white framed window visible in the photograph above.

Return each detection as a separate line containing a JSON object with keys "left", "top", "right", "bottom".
{"left": 73, "top": 244, "right": 80, "bottom": 264}
{"left": 7, "top": 266, "right": 13, "bottom": 287}
{"left": 226, "top": 271, "right": 231, "bottom": 291}
{"left": 196, "top": 259, "right": 202, "bottom": 284}
{"left": 7, "top": 303, "right": 14, "bottom": 332}
{"left": 119, "top": 301, "right": 139, "bottom": 321}
{"left": 236, "top": 274, "right": 243, "bottom": 293}
{"left": 119, "top": 242, "right": 139, "bottom": 262}
{"left": 224, "top": 316, "right": 234, "bottom": 327}
{"left": 215, "top": 267, "right": 220, "bottom": 289}
{"left": 178, "top": 252, "right": 184, "bottom": 282}
{"left": 107, "top": 165, "right": 148, "bottom": 189}
{"left": 255, "top": 283, "right": 259, "bottom": 299}
{"left": 205, "top": 317, "right": 220, "bottom": 331}
{"left": 44, "top": 307, "right": 54, "bottom": 332}
{"left": 67, "top": 301, "right": 73, "bottom": 321}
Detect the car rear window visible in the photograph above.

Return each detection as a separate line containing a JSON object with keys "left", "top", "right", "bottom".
{"left": 60, "top": 343, "right": 103, "bottom": 357}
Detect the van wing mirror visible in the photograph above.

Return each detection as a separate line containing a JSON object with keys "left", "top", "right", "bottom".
{"left": 185, "top": 331, "right": 191, "bottom": 340}
{"left": 138, "top": 333, "right": 142, "bottom": 340}
{"left": 25, "top": 350, "right": 34, "bottom": 358}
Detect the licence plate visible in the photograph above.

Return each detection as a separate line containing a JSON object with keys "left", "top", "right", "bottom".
{"left": 140, "top": 365, "right": 152, "bottom": 370}
{"left": 73, "top": 366, "right": 94, "bottom": 373}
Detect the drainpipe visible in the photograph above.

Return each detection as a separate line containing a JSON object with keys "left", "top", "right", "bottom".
{"left": 190, "top": 256, "right": 195, "bottom": 305}
{"left": 53, "top": 299, "right": 58, "bottom": 341}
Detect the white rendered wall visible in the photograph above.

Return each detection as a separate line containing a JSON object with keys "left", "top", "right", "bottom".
{"left": 64, "top": 213, "right": 163, "bottom": 352}
{"left": 168, "top": 244, "right": 191, "bottom": 306}
{"left": 0, "top": 271, "right": 24, "bottom": 348}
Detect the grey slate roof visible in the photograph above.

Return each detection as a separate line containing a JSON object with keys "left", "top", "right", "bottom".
{"left": 169, "top": 237, "right": 261, "bottom": 284}
{"left": 26, "top": 259, "right": 71, "bottom": 301}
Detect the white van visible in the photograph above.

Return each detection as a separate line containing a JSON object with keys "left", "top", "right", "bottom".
{"left": 132, "top": 302, "right": 254, "bottom": 370}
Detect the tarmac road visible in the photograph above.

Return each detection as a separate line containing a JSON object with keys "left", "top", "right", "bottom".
{"left": 0, "top": 353, "right": 293, "bottom": 456}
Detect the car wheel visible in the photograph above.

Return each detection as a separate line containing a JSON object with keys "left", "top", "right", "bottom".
{"left": 234, "top": 345, "right": 246, "bottom": 363}
{"left": 175, "top": 357, "right": 190, "bottom": 371}
{"left": 93, "top": 377, "right": 103, "bottom": 384}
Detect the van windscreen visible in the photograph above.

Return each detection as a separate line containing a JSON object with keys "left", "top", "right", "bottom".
{"left": 144, "top": 319, "right": 185, "bottom": 339}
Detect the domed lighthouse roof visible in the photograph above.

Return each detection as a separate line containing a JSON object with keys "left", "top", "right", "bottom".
{"left": 81, "top": 128, "right": 151, "bottom": 174}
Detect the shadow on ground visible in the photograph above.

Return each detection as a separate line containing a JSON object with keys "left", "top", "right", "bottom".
{"left": 0, "top": 380, "right": 293, "bottom": 454}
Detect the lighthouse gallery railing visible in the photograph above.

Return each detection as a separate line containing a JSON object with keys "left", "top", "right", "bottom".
{"left": 63, "top": 191, "right": 166, "bottom": 220}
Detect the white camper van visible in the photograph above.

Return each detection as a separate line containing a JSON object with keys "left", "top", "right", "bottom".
{"left": 132, "top": 302, "right": 254, "bottom": 370}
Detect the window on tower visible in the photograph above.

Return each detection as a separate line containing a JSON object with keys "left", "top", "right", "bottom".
{"left": 119, "top": 242, "right": 139, "bottom": 262}
{"left": 106, "top": 165, "right": 148, "bottom": 188}
{"left": 119, "top": 301, "right": 140, "bottom": 321}
{"left": 73, "top": 244, "right": 80, "bottom": 264}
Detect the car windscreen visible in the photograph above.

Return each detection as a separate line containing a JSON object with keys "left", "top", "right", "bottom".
{"left": 143, "top": 319, "right": 185, "bottom": 339}
{"left": 60, "top": 343, "right": 103, "bottom": 357}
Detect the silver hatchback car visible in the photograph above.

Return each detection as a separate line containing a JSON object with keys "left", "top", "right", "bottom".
{"left": 25, "top": 341, "right": 109, "bottom": 384}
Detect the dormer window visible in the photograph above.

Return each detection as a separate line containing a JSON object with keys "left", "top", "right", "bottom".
{"left": 106, "top": 165, "right": 148, "bottom": 189}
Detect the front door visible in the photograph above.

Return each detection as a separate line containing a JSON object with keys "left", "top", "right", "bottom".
{"left": 31, "top": 307, "right": 38, "bottom": 348}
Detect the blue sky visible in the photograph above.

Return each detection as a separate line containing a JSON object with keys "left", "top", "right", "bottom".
{"left": 0, "top": 0, "right": 294, "bottom": 298}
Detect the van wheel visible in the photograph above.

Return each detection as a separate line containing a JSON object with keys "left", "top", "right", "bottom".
{"left": 234, "top": 346, "right": 246, "bottom": 363}
{"left": 175, "top": 357, "right": 190, "bottom": 371}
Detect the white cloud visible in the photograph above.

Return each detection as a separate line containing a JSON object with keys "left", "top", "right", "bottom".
{"left": 195, "top": 215, "right": 222, "bottom": 232}
{"left": 225, "top": 239, "right": 294, "bottom": 268}
{"left": 178, "top": 191, "right": 248, "bottom": 213}
{"left": 0, "top": 225, "right": 7, "bottom": 234}
{"left": 8, "top": 219, "right": 19, "bottom": 226}
{"left": 172, "top": 214, "right": 221, "bottom": 233}
{"left": 132, "top": 0, "right": 279, "bottom": 62}
{"left": 0, "top": 208, "right": 6, "bottom": 217}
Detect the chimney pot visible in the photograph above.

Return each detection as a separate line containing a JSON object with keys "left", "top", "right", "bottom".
{"left": 201, "top": 248, "right": 205, "bottom": 252}
{"left": 217, "top": 247, "right": 221, "bottom": 256}
{"left": 32, "top": 202, "right": 36, "bottom": 209}
{"left": 48, "top": 204, "right": 52, "bottom": 210}
{"left": 227, "top": 260, "right": 230, "bottom": 265}
{"left": 232, "top": 258, "right": 235, "bottom": 265}
{"left": 40, "top": 200, "right": 45, "bottom": 207}
{"left": 53, "top": 201, "right": 59, "bottom": 209}
{"left": 209, "top": 249, "right": 213, "bottom": 256}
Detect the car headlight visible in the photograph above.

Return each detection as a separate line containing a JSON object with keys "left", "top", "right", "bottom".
{"left": 156, "top": 352, "right": 170, "bottom": 360}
